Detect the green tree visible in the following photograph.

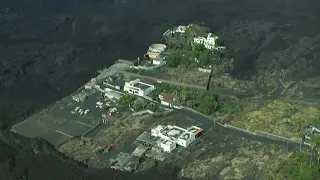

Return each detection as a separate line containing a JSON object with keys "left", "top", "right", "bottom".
{"left": 287, "top": 152, "right": 320, "bottom": 180}
{"left": 118, "top": 94, "right": 136, "bottom": 107}
{"left": 133, "top": 99, "right": 146, "bottom": 111}
{"left": 310, "top": 135, "right": 320, "bottom": 149}
{"left": 199, "top": 93, "right": 219, "bottom": 115}
{"left": 218, "top": 101, "right": 242, "bottom": 114}
{"left": 179, "top": 88, "right": 189, "bottom": 102}
{"left": 167, "top": 38, "right": 183, "bottom": 49}
{"left": 165, "top": 51, "right": 183, "bottom": 68}
{"left": 198, "top": 52, "right": 210, "bottom": 67}
{"left": 192, "top": 43, "right": 206, "bottom": 52}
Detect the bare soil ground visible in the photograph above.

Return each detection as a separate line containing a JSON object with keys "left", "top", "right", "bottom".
{"left": 161, "top": 67, "right": 209, "bottom": 86}
{"left": 58, "top": 110, "right": 174, "bottom": 163}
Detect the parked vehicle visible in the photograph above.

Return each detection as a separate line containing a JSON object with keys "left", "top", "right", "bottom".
{"left": 79, "top": 109, "right": 84, "bottom": 115}
{"left": 84, "top": 109, "right": 90, "bottom": 115}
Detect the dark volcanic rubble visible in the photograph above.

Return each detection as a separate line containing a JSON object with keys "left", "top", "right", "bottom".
{"left": 0, "top": 0, "right": 320, "bottom": 179}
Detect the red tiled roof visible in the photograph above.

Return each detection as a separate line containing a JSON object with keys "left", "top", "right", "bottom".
{"left": 194, "top": 128, "right": 203, "bottom": 135}
{"left": 106, "top": 114, "right": 117, "bottom": 121}
{"left": 159, "top": 93, "right": 176, "bottom": 103}
{"left": 86, "top": 83, "right": 95, "bottom": 87}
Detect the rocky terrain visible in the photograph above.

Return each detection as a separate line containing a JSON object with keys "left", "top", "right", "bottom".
{"left": 1, "top": 0, "right": 320, "bottom": 179}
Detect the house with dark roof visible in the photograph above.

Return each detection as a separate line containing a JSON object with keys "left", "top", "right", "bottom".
{"left": 158, "top": 93, "right": 176, "bottom": 107}
{"left": 103, "top": 75, "right": 125, "bottom": 90}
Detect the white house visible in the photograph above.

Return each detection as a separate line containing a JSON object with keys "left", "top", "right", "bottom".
{"left": 124, "top": 78, "right": 156, "bottom": 97}
{"left": 158, "top": 93, "right": 176, "bottom": 107}
{"left": 158, "top": 139, "right": 176, "bottom": 153}
{"left": 150, "top": 124, "right": 200, "bottom": 152}
{"left": 151, "top": 124, "right": 165, "bottom": 137}
{"left": 177, "top": 131, "right": 195, "bottom": 147}
{"left": 187, "top": 126, "right": 204, "bottom": 138}
{"left": 163, "top": 25, "right": 187, "bottom": 37}
{"left": 193, "top": 33, "right": 218, "bottom": 50}
{"left": 152, "top": 57, "right": 164, "bottom": 65}
{"left": 147, "top": 44, "right": 167, "bottom": 59}
{"left": 175, "top": 25, "right": 187, "bottom": 33}
{"left": 104, "top": 90, "right": 123, "bottom": 100}
{"left": 193, "top": 37, "right": 206, "bottom": 44}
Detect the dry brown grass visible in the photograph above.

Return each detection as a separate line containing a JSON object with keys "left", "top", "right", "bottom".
{"left": 163, "top": 67, "right": 209, "bottom": 86}
{"left": 211, "top": 75, "right": 255, "bottom": 92}
{"left": 95, "top": 114, "right": 151, "bottom": 146}
{"left": 58, "top": 114, "right": 154, "bottom": 163}
{"left": 58, "top": 138, "right": 99, "bottom": 163}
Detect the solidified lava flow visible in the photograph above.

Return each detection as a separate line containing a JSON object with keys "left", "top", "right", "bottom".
{"left": 0, "top": 0, "right": 320, "bottom": 179}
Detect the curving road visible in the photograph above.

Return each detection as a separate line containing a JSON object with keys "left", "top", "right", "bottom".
{"left": 177, "top": 108, "right": 314, "bottom": 154}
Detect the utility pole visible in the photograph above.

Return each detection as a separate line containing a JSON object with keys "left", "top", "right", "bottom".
{"left": 310, "top": 148, "right": 313, "bottom": 166}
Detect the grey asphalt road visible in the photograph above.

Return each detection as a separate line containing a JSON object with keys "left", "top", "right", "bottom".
{"left": 176, "top": 109, "right": 313, "bottom": 153}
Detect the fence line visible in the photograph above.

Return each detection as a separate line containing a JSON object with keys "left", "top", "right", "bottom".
{"left": 223, "top": 123, "right": 256, "bottom": 135}
{"left": 222, "top": 123, "right": 317, "bottom": 155}
{"left": 254, "top": 130, "right": 293, "bottom": 142}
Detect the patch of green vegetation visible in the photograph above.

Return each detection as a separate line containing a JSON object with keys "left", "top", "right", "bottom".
{"left": 165, "top": 24, "right": 227, "bottom": 69}
{"left": 198, "top": 92, "right": 219, "bottom": 114}
{"left": 217, "top": 101, "right": 243, "bottom": 115}
{"left": 165, "top": 50, "right": 183, "bottom": 68}
{"left": 133, "top": 99, "right": 147, "bottom": 111}
{"left": 153, "top": 83, "right": 241, "bottom": 115}
{"left": 310, "top": 135, "right": 320, "bottom": 151}
{"left": 239, "top": 100, "right": 320, "bottom": 141}
{"left": 118, "top": 94, "right": 136, "bottom": 107}
{"left": 285, "top": 151, "right": 320, "bottom": 180}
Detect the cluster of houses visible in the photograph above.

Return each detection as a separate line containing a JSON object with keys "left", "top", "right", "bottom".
{"left": 71, "top": 72, "right": 179, "bottom": 124}
{"left": 144, "top": 43, "right": 167, "bottom": 66}
{"left": 137, "top": 124, "right": 203, "bottom": 153}
{"left": 151, "top": 124, "right": 203, "bottom": 153}
{"left": 122, "top": 77, "right": 177, "bottom": 107}
{"left": 163, "top": 25, "right": 226, "bottom": 51}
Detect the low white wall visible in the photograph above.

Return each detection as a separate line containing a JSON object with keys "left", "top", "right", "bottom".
{"left": 198, "top": 68, "right": 211, "bottom": 73}
{"left": 132, "top": 110, "right": 154, "bottom": 116}
{"left": 130, "top": 62, "right": 165, "bottom": 70}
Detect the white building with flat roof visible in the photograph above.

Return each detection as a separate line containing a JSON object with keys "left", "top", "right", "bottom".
{"left": 193, "top": 33, "right": 218, "bottom": 50}
{"left": 124, "top": 78, "right": 156, "bottom": 97}
{"left": 151, "top": 124, "right": 165, "bottom": 137}
{"left": 158, "top": 139, "right": 176, "bottom": 153}
{"left": 150, "top": 124, "right": 202, "bottom": 152}
{"left": 104, "top": 90, "right": 123, "bottom": 100}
